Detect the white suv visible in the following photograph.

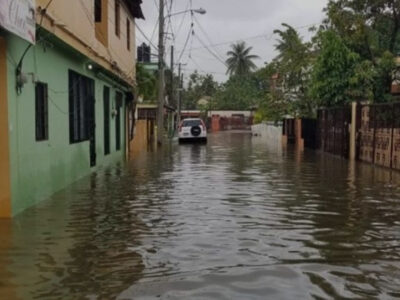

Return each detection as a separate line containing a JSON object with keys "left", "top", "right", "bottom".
{"left": 178, "top": 118, "right": 207, "bottom": 143}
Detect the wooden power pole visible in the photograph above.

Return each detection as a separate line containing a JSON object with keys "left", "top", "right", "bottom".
{"left": 177, "top": 63, "right": 182, "bottom": 126}
{"left": 157, "top": 0, "right": 165, "bottom": 145}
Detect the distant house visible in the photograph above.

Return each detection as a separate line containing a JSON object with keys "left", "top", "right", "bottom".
{"left": 181, "top": 110, "right": 254, "bottom": 131}
{"left": 197, "top": 96, "right": 211, "bottom": 108}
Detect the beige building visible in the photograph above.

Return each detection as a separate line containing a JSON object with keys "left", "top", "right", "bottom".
{"left": 36, "top": 0, "right": 143, "bottom": 85}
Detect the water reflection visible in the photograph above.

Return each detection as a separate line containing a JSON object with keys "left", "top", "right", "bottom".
{"left": 1, "top": 131, "right": 400, "bottom": 299}
{"left": 0, "top": 168, "right": 148, "bottom": 300}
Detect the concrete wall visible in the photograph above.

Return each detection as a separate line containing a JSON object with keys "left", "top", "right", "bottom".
{"left": 181, "top": 110, "right": 253, "bottom": 118}
{"left": 0, "top": 37, "right": 11, "bottom": 218}
{"left": 209, "top": 110, "right": 253, "bottom": 118}
{"left": 251, "top": 122, "right": 282, "bottom": 144}
{"left": 0, "top": 220, "right": 15, "bottom": 297}
{"left": 130, "top": 120, "right": 153, "bottom": 158}
{"left": 6, "top": 33, "right": 127, "bottom": 216}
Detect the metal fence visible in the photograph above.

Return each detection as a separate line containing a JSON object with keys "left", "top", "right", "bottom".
{"left": 282, "top": 118, "right": 317, "bottom": 149}
{"left": 315, "top": 102, "right": 400, "bottom": 171}
{"left": 282, "top": 119, "right": 296, "bottom": 144}
{"left": 317, "top": 107, "right": 351, "bottom": 158}
{"left": 301, "top": 118, "right": 317, "bottom": 149}
{"left": 357, "top": 103, "right": 400, "bottom": 170}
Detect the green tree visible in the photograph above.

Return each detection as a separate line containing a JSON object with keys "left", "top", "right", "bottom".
{"left": 181, "top": 71, "right": 219, "bottom": 109}
{"left": 272, "top": 24, "right": 314, "bottom": 117}
{"left": 254, "top": 93, "right": 289, "bottom": 123}
{"left": 310, "top": 30, "right": 361, "bottom": 106}
{"left": 324, "top": 0, "right": 399, "bottom": 101}
{"left": 136, "top": 64, "right": 157, "bottom": 102}
{"left": 165, "top": 69, "right": 181, "bottom": 108}
{"left": 251, "top": 62, "right": 289, "bottom": 122}
{"left": 226, "top": 42, "right": 260, "bottom": 76}
{"left": 213, "top": 74, "right": 263, "bottom": 110}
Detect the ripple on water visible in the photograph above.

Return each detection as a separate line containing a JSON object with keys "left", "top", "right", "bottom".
{"left": 1, "top": 132, "right": 400, "bottom": 299}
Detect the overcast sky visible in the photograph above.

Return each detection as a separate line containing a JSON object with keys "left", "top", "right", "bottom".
{"left": 136, "top": 0, "right": 328, "bottom": 82}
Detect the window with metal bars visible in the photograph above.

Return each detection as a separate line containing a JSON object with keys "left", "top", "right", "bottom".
{"left": 35, "top": 82, "right": 49, "bottom": 141}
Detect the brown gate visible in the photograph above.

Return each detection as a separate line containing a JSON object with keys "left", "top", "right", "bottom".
{"left": 283, "top": 119, "right": 296, "bottom": 144}
{"left": 301, "top": 118, "right": 317, "bottom": 149}
{"left": 317, "top": 107, "right": 351, "bottom": 158}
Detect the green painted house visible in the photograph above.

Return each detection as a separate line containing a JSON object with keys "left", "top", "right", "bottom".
{"left": 0, "top": 0, "right": 144, "bottom": 217}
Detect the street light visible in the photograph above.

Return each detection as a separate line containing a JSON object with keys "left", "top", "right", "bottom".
{"left": 157, "top": 4, "right": 207, "bottom": 145}
{"left": 166, "top": 8, "right": 207, "bottom": 18}
{"left": 193, "top": 8, "right": 207, "bottom": 15}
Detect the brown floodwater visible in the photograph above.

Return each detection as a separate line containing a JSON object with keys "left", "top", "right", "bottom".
{"left": 1, "top": 131, "right": 400, "bottom": 299}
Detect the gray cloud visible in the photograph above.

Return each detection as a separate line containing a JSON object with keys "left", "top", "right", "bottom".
{"left": 136, "top": 0, "right": 328, "bottom": 82}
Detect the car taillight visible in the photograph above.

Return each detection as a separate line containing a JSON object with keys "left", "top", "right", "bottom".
{"left": 178, "top": 122, "right": 183, "bottom": 132}
{"left": 200, "top": 120, "right": 206, "bottom": 131}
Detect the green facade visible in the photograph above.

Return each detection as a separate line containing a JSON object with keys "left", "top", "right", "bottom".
{"left": 5, "top": 33, "right": 128, "bottom": 216}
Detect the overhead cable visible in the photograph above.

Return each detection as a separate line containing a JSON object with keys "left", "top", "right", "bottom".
{"left": 194, "top": 33, "right": 228, "bottom": 68}
{"left": 177, "top": 22, "right": 194, "bottom": 63}
{"left": 136, "top": 23, "right": 160, "bottom": 52}
{"left": 181, "top": 22, "right": 321, "bottom": 53}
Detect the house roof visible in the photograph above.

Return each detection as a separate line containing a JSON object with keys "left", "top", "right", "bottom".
{"left": 123, "top": 0, "right": 145, "bottom": 19}
{"left": 271, "top": 73, "right": 279, "bottom": 80}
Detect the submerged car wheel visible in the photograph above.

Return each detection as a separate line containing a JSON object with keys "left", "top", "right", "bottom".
{"left": 191, "top": 126, "right": 201, "bottom": 137}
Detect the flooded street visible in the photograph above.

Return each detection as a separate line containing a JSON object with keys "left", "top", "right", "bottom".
{"left": 1, "top": 131, "right": 400, "bottom": 299}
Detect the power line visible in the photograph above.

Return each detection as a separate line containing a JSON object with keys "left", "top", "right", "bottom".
{"left": 188, "top": 19, "right": 195, "bottom": 60}
{"left": 74, "top": 0, "right": 145, "bottom": 79}
{"left": 175, "top": 1, "right": 191, "bottom": 38}
{"left": 149, "top": 0, "right": 160, "bottom": 44}
{"left": 180, "top": 22, "right": 321, "bottom": 54}
{"left": 78, "top": 0, "right": 136, "bottom": 74}
{"left": 165, "top": 0, "right": 175, "bottom": 42}
{"left": 182, "top": 67, "right": 226, "bottom": 76}
{"left": 153, "top": 0, "right": 159, "bottom": 9}
{"left": 177, "top": 21, "right": 194, "bottom": 63}
{"left": 193, "top": 15, "right": 225, "bottom": 63}
{"left": 149, "top": 18, "right": 159, "bottom": 44}
{"left": 194, "top": 33, "right": 228, "bottom": 68}
{"left": 136, "top": 22, "right": 159, "bottom": 52}
{"left": 16, "top": 0, "right": 56, "bottom": 94}
{"left": 189, "top": 56, "right": 205, "bottom": 73}
{"left": 78, "top": 0, "right": 115, "bottom": 61}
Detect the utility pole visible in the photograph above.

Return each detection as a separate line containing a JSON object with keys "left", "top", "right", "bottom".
{"left": 177, "top": 63, "right": 182, "bottom": 126}
{"left": 157, "top": 0, "right": 165, "bottom": 145}
{"left": 170, "top": 45, "right": 174, "bottom": 134}
{"left": 170, "top": 45, "right": 174, "bottom": 103}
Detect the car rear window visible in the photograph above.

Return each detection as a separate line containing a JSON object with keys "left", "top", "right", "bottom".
{"left": 182, "top": 120, "right": 202, "bottom": 127}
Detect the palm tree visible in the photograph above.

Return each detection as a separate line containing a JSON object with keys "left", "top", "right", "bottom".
{"left": 226, "top": 42, "right": 259, "bottom": 76}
